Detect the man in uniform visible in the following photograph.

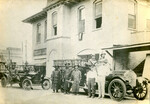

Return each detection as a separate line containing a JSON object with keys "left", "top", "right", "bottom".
{"left": 51, "top": 66, "right": 61, "bottom": 93}
{"left": 71, "top": 65, "right": 81, "bottom": 95}
{"left": 96, "top": 51, "right": 110, "bottom": 98}
{"left": 64, "top": 63, "right": 72, "bottom": 94}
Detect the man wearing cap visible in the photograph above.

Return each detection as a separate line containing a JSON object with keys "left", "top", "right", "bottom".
{"left": 71, "top": 65, "right": 81, "bottom": 95}
{"left": 51, "top": 66, "right": 61, "bottom": 93}
{"left": 96, "top": 51, "right": 110, "bottom": 98}
{"left": 64, "top": 63, "right": 72, "bottom": 94}
{"left": 86, "top": 65, "right": 97, "bottom": 98}
{"left": 88, "top": 54, "right": 97, "bottom": 66}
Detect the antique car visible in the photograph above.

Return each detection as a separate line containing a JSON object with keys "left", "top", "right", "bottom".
{"left": 1, "top": 64, "right": 51, "bottom": 90}
{"left": 21, "top": 65, "right": 51, "bottom": 90}
{"left": 82, "top": 69, "right": 148, "bottom": 101}
{"left": 0, "top": 62, "right": 7, "bottom": 79}
{"left": 1, "top": 63, "right": 26, "bottom": 88}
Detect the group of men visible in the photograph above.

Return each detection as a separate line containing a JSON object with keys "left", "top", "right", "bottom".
{"left": 51, "top": 51, "right": 111, "bottom": 98}
{"left": 51, "top": 63, "right": 81, "bottom": 95}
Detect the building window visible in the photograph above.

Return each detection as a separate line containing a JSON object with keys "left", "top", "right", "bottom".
{"left": 94, "top": 1, "right": 102, "bottom": 29}
{"left": 36, "top": 23, "right": 41, "bottom": 43}
{"left": 78, "top": 6, "right": 85, "bottom": 34}
{"left": 128, "top": 0, "right": 136, "bottom": 29}
{"left": 44, "top": 20, "right": 47, "bottom": 42}
{"left": 52, "top": 12, "right": 57, "bottom": 36}
{"left": 146, "top": 19, "right": 150, "bottom": 30}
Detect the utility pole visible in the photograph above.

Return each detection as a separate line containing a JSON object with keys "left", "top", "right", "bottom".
{"left": 8, "top": 48, "right": 10, "bottom": 63}
{"left": 22, "top": 42, "right": 23, "bottom": 64}
{"left": 25, "top": 40, "right": 27, "bottom": 65}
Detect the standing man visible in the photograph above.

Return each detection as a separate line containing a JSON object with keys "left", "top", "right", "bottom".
{"left": 64, "top": 63, "right": 72, "bottom": 94}
{"left": 86, "top": 65, "right": 97, "bottom": 98}
{"left": 51, "top": 66, "right": 61, "bottom": 93}
{"left": 71, "top": 65, "right": 81, "bottom": 95}
{"left": 96, "top": 51, "right": 110, "bottom": 98}
{"left": 88, "top": 54, "right": 97, "bottom": 66}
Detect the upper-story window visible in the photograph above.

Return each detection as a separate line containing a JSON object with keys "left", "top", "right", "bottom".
{"left": 128, "top": 0, "right": 136, "bottom": 29}
{"left": 146, "top": 19, "right": 150, "bottom": 30}
{"left": 44, "top": 20, "right": 47, "bottom": 42}
{"left": 36, "top": 23, "right": 41, "bottom": 43}
{"left": 52, "top": 12, "right": 57, "bottom": 36}
{"left": 78, "top": 6, "right": 85, "bottom": 34}
{"left": 94, "top": 1, "right": 102, "bottom": 29}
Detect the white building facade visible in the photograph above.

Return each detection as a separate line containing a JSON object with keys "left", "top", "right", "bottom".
{"left": 23, "top": 0, "right": 150, "bottom": 76}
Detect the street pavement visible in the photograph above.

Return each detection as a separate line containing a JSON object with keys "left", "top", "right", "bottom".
{"left": 0, "top": 84, "right": 149, "bottom": 104}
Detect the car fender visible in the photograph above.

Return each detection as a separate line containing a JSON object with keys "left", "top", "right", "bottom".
{"left": 108, "top": 75, "right": 126, "bottom": 84}
{"left": 137, "top": 77, "right": 148, "bottom": 85}
{"left": 25, "top": 76, "right": 32, "bottom": 79}
{"left": 43, "top": 77, "right": 51, "bottom": 81}
{"left": 2, "top": 73, "right": 9, "bottom": 79}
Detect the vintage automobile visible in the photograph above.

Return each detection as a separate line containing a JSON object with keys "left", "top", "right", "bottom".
{"left": 99, "top": 44, "right": 150, "bottom": 101}
{"left": 1, "top": 63, "right": 26, "bottom": 88}
{"left": 1, "top": 64, "right": 51, "bottom": 90}
{"left": 0, "top": 62, "right": 7, "bottom": 79}
{"left": 21, "top": 65, "right": 51, "bottom": 90}
{"left": 81, "top": 69, "right": 148, "bottom": 100}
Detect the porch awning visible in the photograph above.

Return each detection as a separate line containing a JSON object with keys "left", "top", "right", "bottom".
{"left": 77, "top": 49, "right": 99, "bottom": 56}
{"left": 102, "top": 42, "right": 150, "bottom": 52}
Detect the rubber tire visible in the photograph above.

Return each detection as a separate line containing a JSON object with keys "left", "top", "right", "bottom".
{"left": 108, "top": 79, "right": 126, "bottom": 101}
{"left": 22, "top": 79, "right": 32, "bottom": 90}
{"left": 133, "top": 84, "right": 148, "bottom": 100}
{"left": 1, "top": 77, "right": 7, "bottom": 87}
{"left": 19, "top": 83, "right": 22, "bottom": 88}
{"left": 42, "top": 79, "right": 50, "bottom": 90}
{"left": 83, "top": 88, "right": 88, "bottom": 95}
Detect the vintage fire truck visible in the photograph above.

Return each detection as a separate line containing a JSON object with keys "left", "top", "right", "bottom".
{"left": 53, "top": 43, "right": 150, "bottom": 101}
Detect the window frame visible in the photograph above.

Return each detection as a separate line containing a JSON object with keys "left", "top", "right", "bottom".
{"left": 44, "top": 20, "right": 47, "bottom": 42}
{"left": 94, "top": 0, "right": 102, "bottom": 29}
{"left": 128, "top": 0, "right": 137, "bottom": 30}
{"left": 78, "top": 6, "right": 85, "bottom": 34}
{"left": 52, "top": 12, "right": 57, "bottom": 36}
{"left": 36, "top": 23, "right": 41, "bottom": 44}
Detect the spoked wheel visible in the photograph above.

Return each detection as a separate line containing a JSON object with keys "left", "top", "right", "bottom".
{"left": 19, "top": 83, "right": 22, "bottom": 88}
{"left": 108, "top": 79, "right": 126, "bottom": 101}
{"left": 42, "top": 79, "right": 50, "bottom": 90}
{"left": 22, "top": 79, "right": 32, "bottom": 90}
{"left": 83, "top": 88, "right": 88, "bottom": 95}
{"left": 1, "top": 77, "right": 7, "bottom": 87}
{"left": 133, "top": 83, "right": 148, "bottom": 100}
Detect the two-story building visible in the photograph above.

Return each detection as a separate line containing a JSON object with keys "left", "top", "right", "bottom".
{"left": 23, "top": 0, "right": 150, "bottom": 76}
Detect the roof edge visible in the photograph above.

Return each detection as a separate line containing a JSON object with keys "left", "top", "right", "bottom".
{"left": 22, "top": 10, "right": 47, "bottom": 23}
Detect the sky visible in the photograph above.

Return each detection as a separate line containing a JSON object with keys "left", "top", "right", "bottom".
{"left": 0, "top": 0, "right": 47, "bottom": 62}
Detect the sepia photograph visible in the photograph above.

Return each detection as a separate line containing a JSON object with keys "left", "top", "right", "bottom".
{"left": 0, "top": 0, "right": 150, "bottom": 104}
